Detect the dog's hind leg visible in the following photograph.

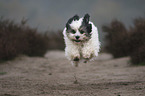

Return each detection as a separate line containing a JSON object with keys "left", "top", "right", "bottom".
{"left": 72, "top": 65, "right": 79, "bottom": 84}
{"left": 71, "top": 57, "right": 80, "bottom": 67}
{"left": 71, "top": 58, "right": 79, "bottom": 84}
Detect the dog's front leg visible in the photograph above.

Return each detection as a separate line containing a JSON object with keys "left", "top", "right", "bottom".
{"left": 82, "top": 42, "right": 94, "bottom": 62}
{"left": 70, "top": 49, "right": 80, "bottom": 67}
{"left": 71, "top": 57, "right": 80, "bottom": 67}
{"left": 65, "top": 44, "right": 80, "bottom": 67}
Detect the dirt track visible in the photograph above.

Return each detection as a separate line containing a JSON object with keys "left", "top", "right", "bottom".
{"left": 0, "top": 51, "right": 145, "bottom": 96}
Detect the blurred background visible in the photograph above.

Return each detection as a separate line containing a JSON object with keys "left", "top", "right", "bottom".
{"left": 0, "top": 0, "right": 145, "bottom": 65}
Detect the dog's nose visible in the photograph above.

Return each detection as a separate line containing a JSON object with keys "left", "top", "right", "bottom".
{"left": 75, "top": 36, "right": 80, "bottom": 39}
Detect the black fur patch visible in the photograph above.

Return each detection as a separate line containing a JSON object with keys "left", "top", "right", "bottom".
{"left": 66, "top": 15, "right": 79, "bottom": 30}
{"left": 73, "top": 57, "right": 79, "bottom": 61}
{"left": 80, "top": 13, "right": 92, "bottom": 37}
{"left": 83, "top": 14, "right": 90, "bottom": 24}
{"left": 87, "top": 24, "right": 92, "bottom": 33}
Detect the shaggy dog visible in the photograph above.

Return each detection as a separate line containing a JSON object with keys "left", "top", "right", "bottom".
{"left": 63, "top": 14, "right": 100, "bottom": 67}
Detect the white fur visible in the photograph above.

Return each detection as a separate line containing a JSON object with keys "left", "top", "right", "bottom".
{"left": 63, "top": 20, "right": 100, "bottom": 67}
{"left": 70, "top": 18, "right": 83, "bottom": 30}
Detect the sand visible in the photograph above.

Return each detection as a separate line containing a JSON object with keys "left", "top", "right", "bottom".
{"left": 0, "top": 51, "right": 145, "bottom": 96}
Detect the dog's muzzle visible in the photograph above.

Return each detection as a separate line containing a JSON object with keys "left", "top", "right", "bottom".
{"left": 73, "top": 36, "right": 81, "bottom": 42}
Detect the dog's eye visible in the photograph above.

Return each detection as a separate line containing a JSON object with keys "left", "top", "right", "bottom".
{"left": 80, "top": 30, "right": 84, "bottom": 34}
{"left": 71, "top": 30, "right": 76, "bottom": 34}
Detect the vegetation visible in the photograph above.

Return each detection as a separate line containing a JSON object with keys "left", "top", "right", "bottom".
{"left": 102, "top": 17, "right": 145, "bottom": 65}
{"left": 0, "top": 17, "right": 64, "bottom": 62}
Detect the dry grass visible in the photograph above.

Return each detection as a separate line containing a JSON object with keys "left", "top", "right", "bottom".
{"left": 0, "top": 17, "right": 64, "bottom": 62}
{"left": 102, "top": 17, "right": 145, "bottom": 65}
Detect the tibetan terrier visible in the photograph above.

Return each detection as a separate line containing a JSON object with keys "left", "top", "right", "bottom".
{"left": 63, "top": 14, "right": 100, "bottom": 67}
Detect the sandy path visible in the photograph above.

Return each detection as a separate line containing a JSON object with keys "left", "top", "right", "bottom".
{"left": 0, "top": 51, "right": 145, "bottom": 96}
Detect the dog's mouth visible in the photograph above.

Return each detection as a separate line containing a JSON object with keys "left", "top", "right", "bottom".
{"left": 72, "top": 39, "right": 81, "bottom": 42}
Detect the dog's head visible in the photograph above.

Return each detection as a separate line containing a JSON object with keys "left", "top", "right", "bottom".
{"left": 65, "top": 14, "right": 92, "bottom": 43}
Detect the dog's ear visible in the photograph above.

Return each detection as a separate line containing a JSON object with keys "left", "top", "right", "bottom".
{"left": 73, "top": 15, "right": 79, "bottom": 21}
{"left": 83, "top": 13, "right": 90, "bottom": 25}
{"left": 66, "top": 15, "right": 79, "bottom": 30}
{"left": 87, "top": 24, "right": 92, "bottom": 33}
{"left": 82, "top": 14, "right": 92, "bottom": 33}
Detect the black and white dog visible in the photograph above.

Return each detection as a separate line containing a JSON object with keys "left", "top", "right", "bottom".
{"left": 63, "top": 14, "right": 100, "bottom": 67}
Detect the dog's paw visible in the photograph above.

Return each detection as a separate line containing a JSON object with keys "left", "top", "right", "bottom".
{"left": 84, "top": 60, "right": 88, "bottom": 63}
{"left": 83, "top": 58, "right": 89, "bottom": 63}
{"left": 83, "top": 53, "right": 94, "bottom": 60}
{"left": 71, "top": 55, "right": 80, "bottom": 61}
{"left": 83, "top": 55, "right": 90, "bottom": 59}
{"left": 71, "top": 56, "right": 80, "bottom": 67}
{"left": 73, "top": 57, "right": 80, "bottom": 61}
